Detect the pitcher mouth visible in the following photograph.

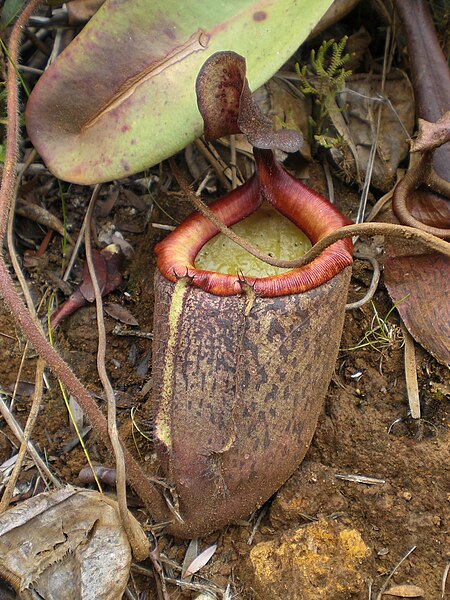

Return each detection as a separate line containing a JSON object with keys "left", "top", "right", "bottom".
{"left": 155, "top": 149, "right": 353, "bottom": 298}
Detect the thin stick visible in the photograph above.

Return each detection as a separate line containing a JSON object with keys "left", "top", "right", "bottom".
{"left": 366, "top": 188, "right": 394, "bottom": 222}
{"left": 7, "top": 149, "right": 39, "bottom": 317}
{"left": 401, "top": 324, "right": 421, "bottom": 419}
{"left": 62, "top": 187, "right": 98, "bottom": 282}
{"left": 194, "top": 139, "right": 232, "bottom": 190}
{"left": 170, "top": 158, "right": 450, "bottom": 268}
{"left": 84, "top": 187, "right": 149, "bottom": 560}
{"left": 230, "top": 134, "right": 238, "bottom": 190}
{"left": 0, "top": 393, "right": 59, "bottom": 487}
{"left": 0, "top": 358, "right": 46, "bottom": 513}
{"left": 442, "top": 560, "right": 450, "bottom": 599}
{"left": 375, "top": 546, "right": 417, "bottom": 600}
{"left": 9, "top": 340, "right": 30, "bottom": 412}
{"left": 323, "top": 157, "right": 335, "bottom": 204}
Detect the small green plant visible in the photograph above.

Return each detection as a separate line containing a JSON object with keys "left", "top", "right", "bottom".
{"left": 344, "top": 300, "right": 407, "bottom": 354}
{"left": 295, "top": 36, "right": 351, "bottom": 148}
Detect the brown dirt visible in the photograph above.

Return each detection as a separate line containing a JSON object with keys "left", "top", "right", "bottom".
{"left": 0, "top": 162, "right": 448, "bottom": 599}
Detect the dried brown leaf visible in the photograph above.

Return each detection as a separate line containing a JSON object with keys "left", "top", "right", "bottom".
{"left": 181, "top": 538, "right": 199, "bottom": 582}
{"left": 16, "top": 202, "right": 75, "bottom": 245}
{"left": 0, "top": 487, "right": 147, "bottom": 598}
{"left": 50, "top": 245, "right": 125, "bottom": 328}
{"left": 104, "top": 303, "right": 138, "bottom": 326}
{"left": 79, "top": 248, "right": 108, "bottom": 302}
{"left": 384, "top": 249, "right": 450, "bottom": 366}
{"left": 383, "top": 583, "right": 425, "bottom": 597}
{"left": 68, "top": 394, "right": 84, "bottom": 432}
{"left": 330, "top": 71, "right": 415, "bottom": 191}
{"left": 401, "top": 326, "right": 420, "bottom": 419}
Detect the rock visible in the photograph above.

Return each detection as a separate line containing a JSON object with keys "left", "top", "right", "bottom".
{"left": 270, "top": 461, "right": 348, "bottom": 527}
{"left": 246, "top": 519, "right": 372, "bottom": 599}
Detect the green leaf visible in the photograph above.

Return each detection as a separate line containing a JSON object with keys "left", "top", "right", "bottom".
{"left": 0, "top": 0, "right": 26, "bottom": 31}
{"left": 26, "top": 0, "right": 333, "bottom": 184}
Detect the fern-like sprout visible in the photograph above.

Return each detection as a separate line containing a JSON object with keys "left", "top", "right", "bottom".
{"left": 296, "top": 37, "right": 352, "bottom": 147}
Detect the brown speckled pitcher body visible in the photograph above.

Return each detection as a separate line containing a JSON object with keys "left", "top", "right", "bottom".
{"left": 152, "top": 266, "right": 351, "bottom": 538}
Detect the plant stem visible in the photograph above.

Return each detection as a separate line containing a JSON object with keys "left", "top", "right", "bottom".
{"left": 394, "top": 0, "right": 450, "bottom": 232}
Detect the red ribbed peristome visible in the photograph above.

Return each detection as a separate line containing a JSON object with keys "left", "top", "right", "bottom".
{"left": 155, "top": 149, "right": 353, "bottom": 297}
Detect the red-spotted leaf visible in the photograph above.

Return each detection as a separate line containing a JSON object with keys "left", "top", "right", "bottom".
{"left": 25, "top": 0, "right": 327, "bottom": 184}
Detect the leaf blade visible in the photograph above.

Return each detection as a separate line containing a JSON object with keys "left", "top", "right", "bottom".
{"left": 26, "top": 0, "right": 333, "bottom": 184}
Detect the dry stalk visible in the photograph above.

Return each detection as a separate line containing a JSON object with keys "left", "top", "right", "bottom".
{"left": 84, "top": 187, "right": 149, "bottom": 560}
{"left": 229, "top": 134, "right": 238, "bottom": 189}
{"left": 0, "top": 393, "right": 59, "bottom": 486}
{"left": 194, "top": 138, "right": 232, "bottom": 190}
{"left": 401, "top": 324, "right": 421, "bottom": 419}
{"left": 0, "top": 357, "right": 46, "bottom": 513}
{"left": 375, "top": 545, "right": 417, "bottom": 600}
{"left": 355, "top": 27, "right": 391, "bottom": 226}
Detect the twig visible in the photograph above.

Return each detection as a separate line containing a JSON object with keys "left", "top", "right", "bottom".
{"left": 194, "top": 139, "right": 232, "bottom": 190}
{"left": 0, "top": 393, "right": 59, "bottom": 487}
{"left": 365, "top": 188, "right": 394, "bottom": 222}
{"left": 323, "top": 156, "right": 335, "bottom": 204}
{"left": 7, "top": 148, "right": 40, "bottom": 316}
{"left": 0, "top": 358, "right": 46, "bottom": 513}
{"left": 149, "top": 544, "right": 171, "bottom": 600}
{"left": 196, "top": 170, "right": 215, "bottom": 195}
{"left": 151, "top": 222, "right": 176, "bottom": 232}
{"left": 375, "top": 546, "right": 417, "bottom": 600}
{"left": 9, "top": 340, "right": 30, "bottom": 412}
{"left": 335, "top": 473, "right": 386, "bottom": 485}
{"left": 62, "top": 188, "right": 97, "bottom": 282}
{"left": 10, "top": 290, "right": 50, "bottom": 414}
{"left": 84, "top": 188, "right": 149, "bottom": 560}
{"left": 442, "top": 560, "right": 450, "bottom": 599}
{"left": 401, "top": 324, "right": 421, "bottom": 419}
{"left": 230, "top": 134, "right": 238, "bottom": 189}
{"left": 247, "top": 506, "right": 267, "bottom": 545}
{"left": 355, "top": 27, "right": 391, "bottom": 226}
